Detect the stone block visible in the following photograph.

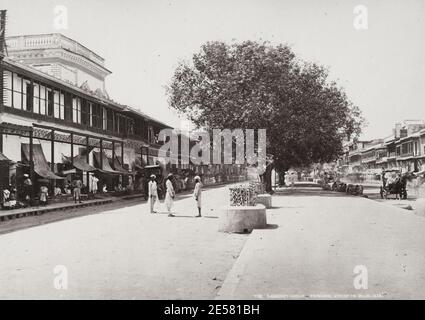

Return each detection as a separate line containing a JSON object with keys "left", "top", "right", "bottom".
{"left": 256, "top": 194, "right": 272, "bottom": 208}
{"left": 219, "top": 204, "right": 267, "bottom": 233}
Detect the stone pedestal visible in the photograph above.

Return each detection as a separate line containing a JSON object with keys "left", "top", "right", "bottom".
{"left": 256, "top": 194, "right": 272, "bottom": 208}
{"left": 219, "top": 204, "right": 267, "bottom": 233}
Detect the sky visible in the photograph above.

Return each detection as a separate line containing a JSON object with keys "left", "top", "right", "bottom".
{"left": 2, "top": 0, "right": 425, "bottom": 139}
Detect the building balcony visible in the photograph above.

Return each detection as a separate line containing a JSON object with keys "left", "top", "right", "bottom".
{"left": 396, "top": 152, "right": 415, "bottom": 160}
{"left": 6, "top": 34, "right": 106, "bottom": 67}
{"left": 376, "top": 157, "right": 388, "bottom": 164}
{"left": 361, "top": 157, "right": 376, "bottom": 164}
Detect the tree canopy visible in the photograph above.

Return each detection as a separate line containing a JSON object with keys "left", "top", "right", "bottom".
{"left": 167, "top": 40, "right": 364, "bottom": 176}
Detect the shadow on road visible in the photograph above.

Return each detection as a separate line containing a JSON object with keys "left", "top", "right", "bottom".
{"left": 274, "top": 188, "right": 354, "bottom": 198}
{"left": 263, "top": 224, "right": 279, "bottom": 229}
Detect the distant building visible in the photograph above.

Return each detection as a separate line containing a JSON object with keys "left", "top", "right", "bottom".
{"left": 338, "top": 120, "right": 425, "bottom": 177}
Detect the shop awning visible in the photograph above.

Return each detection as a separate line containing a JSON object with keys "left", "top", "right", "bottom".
{"left": 21, "top": 144, "right": 64, "bottom": 180}
{"left": 135, "top": 164, "right": 144, "bottom": 171}
{"left": 63, "top": 155, "right": 97, "bottom": 172}
{"left": 144, "top": 165, "right": 162, "bottom": 170}
{"left": 110, "top": 156, "right": 133, "bottom": 175}
{"left": 93, "top": 151, "right": 122, "bottom": 174}
{"left": 0, "top": 152, "right": 11, "bottom": 162}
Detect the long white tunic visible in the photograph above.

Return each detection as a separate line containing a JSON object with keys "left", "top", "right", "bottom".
{"left": 92, "top": 176, "right": 99, "bottom": 192}
{"left": 193, "top": 182, "right": 202, "bottom": 208}
{"left": 148, "top": 181, "right": 158, "bottom": 197}
{"left": 165, "top": 179, "right": 175, "bottom": 211}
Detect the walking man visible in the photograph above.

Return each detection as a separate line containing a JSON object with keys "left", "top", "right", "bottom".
{"left": 193, "top": 175, "right": 202, "bottom": 217}
{"left": 165, "top": 173, "right": 175, "bottom": 217}
{"left": 148, "top": 174, "right": 158, "bottom": 213}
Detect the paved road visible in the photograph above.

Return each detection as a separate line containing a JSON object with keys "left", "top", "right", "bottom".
{"left": 0, "top": 184, "right": 247, "bottom": 299}
{"left": 218, "top": 186, "right": 425, "bottom": 299}
{"left": 2, "top": 184, "right": 424, "bottom": 299}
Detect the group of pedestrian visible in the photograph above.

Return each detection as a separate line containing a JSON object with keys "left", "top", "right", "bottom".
{"left": 148, "top": 173, "right": 202, "bottom": 217}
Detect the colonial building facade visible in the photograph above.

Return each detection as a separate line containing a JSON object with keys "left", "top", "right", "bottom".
{"left": 0, "top": 32, "right": 247, "bottom": 204}
{"left": 0, "top": 33, "right": 176, "bottom": 200}
{"left": 337, "top": 120, "right": 425, "bottom": 177}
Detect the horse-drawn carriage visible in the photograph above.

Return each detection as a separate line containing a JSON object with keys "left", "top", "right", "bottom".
{"left": 380, "top": 169, "right": 411, "bottom": 200}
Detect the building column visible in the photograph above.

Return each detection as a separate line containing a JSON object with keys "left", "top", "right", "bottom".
{"left": 0, "top": 54, "right": 3, "bottom": 112}
{"left": 86, "top": 136, "right": 90, "bottom": 163}
{"left": 121, "top": 141, "right": 124, "bottom": 166}
{"left": 112, "top": 141, "right": 115, "bottom": 169}
{"left": 51, "top": 130, "right": 55, "bottom": 171}
{"left": 51, "top": 129, "right": 55, "bottom": 192}
{"left": 29, "top": 130, "right": 34, "bottom": 203}
{"left": 86, "top": 136, "right": 90, "bottom": 192}
{"left": 70, "top": 133, "right": 74, "bottom": 165}
{"left": 99, "top": 139, "right": 103, "bottom": 169}
{"left": 0, "top": 129, "right": 3, "bottom": 153}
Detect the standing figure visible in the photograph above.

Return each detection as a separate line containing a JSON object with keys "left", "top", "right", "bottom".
{"left": 73, "top": 177, "right": 83, "bottom": 203}
{"left": 148, "top": 174, "right": 158, "bottom": 213}
{"left": 381, "top": 167, "right": 387, "bottom": 188}
{"left": 165, "top": 173, "right": 175, "bottom": 217}
{"left": 23, "top": 174, "right": 33, "bottom": 205}
{"left": 193, "top": 176, "right": 202, "bottom": 217}
{"left": 92, "top": 175, "right": 99, "bottom": 195}
{"left": 39, "top": 184, "right": 49, "bottom": 206}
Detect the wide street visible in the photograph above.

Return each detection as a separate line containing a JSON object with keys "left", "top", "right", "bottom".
{"left": 1, "top": 183, "right": 425, "bottom": 299}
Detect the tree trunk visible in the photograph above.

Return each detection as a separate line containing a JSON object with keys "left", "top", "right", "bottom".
{"left": 264, "top": 164, "right": 274, "bottom": 194}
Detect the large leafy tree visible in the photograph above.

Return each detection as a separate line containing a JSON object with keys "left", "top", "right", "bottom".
{"left": 167, "top": 41, "right": 363, "bottom": 190}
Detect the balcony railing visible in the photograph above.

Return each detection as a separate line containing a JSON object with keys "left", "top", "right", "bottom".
{"left": 6, "top": 34, "right": 106, "bottom": 67}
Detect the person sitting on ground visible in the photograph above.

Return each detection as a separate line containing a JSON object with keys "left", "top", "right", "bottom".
{"left": 9, "top": 185, "right": 17, "bottom": 201}
{"left": 115, "top": 183, "right": 123, "bottom": 192}
{"left": 3, "top": 187, "right": 10, "bottom": 206}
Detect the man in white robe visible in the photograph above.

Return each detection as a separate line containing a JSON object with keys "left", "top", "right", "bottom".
{"left": 165, "top": 174, "right": 175, "bottom": 217}
{"left": 148, "top": 174, "right": 158, "bottom": 213}
{"left": 193, "top": 176, "right": 202, "bottom": 217}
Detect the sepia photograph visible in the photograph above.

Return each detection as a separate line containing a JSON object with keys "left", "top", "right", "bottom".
{"left": 0, "top": 0, "right": 424, "bottom": 306}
